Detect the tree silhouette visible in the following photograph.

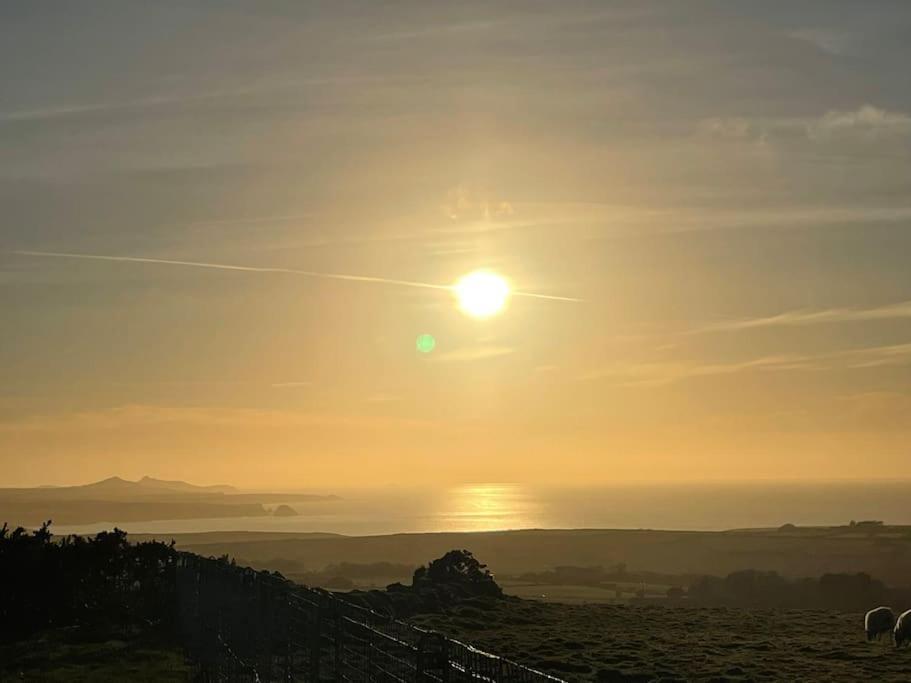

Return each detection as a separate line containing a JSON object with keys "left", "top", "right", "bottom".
{"left": 0, "top": 521, "right": 178, "bottom": 642}
{"left": 413, "top": 549, "right": 503, "bottom": 598}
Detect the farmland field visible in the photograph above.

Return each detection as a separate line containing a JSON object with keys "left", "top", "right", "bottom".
{"left": 500, "top": 581, "right": 672, "bottom": 604}
{"left": 410, "top": 599, "right": 911, "bottom": 681}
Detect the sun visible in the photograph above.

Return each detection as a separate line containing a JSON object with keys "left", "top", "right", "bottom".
{"left": 453, "top": 270, "right": 511, "bottom": 318}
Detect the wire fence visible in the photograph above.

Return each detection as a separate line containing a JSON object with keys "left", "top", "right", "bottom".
{"left": 175, "top": 552, "right": 564, "bottom": 682}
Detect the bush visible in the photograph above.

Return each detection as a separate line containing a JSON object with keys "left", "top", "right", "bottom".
{"left": 413, "top": 549, "right": 503, "bottom": 598}
{"left": 0, "top": 522, "right": 178, "bottom": 643}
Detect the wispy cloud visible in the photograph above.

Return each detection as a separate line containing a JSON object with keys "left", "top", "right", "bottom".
{"left": 690, "top": 300, "right": 911, "bottom": 334}
{"left": 583, "top": 343, "right": 911, "bottom": 386}
{"left": 0, "top": 85, "right": 277, "bottom": 123}
{"left": 789, "top": 28, "right": 857, "bottom": 56}
{"left": 186, "top": 213, "right": 319, "bottom": 229}
{"left": 429, "top": 346, "right": 515, "bottom": 363}
{"left": 700, "top": 105, "right": 911, "bottom": 150}
{"left": 0, "top": 75, "right": 397, "bottom": 124}
{"left": 506, "top": 201, "right": 911, "bottom": 237}
{"left": 811, "top": 106, "right": 911, "bottom": 141}
{"left": 441, "top": 184, "right": 514, "bottom": 222}
{"left": 583, "top": 354, "right": 815, "bottom": 386}
{"left": 839, "top": 342, "right": 911, "bottom": 369}
{"left": 0, "top": 404, "right": 434, "bottom": 433}
{"left": 9, "top": 250, "right": 582, "bottom": 303}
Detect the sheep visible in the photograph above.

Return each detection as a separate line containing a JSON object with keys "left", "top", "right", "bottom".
{"left": 865, "top": 606, "right": 895, "bottom": 641}
{"left": 895, "top": 608, "right": 911, "bottom": 648}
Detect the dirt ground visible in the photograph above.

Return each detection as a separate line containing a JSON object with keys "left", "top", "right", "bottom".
{"left": 410, "top": 599, "right": 911, "bottom": 681}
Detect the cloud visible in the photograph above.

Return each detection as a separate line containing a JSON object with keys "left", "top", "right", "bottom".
{"left": 789, "top": 28, "right": 857, "bottom": 56}
{"left": 509, "top": 201, "right": 911, "bottom": 238}
{"left": 838, "top": 342, "right": 911, "bottom": 369}
{"left": 0, "top": 404, "right": 432, "bottom": 433}
{"left": 690, "top": 299, "right": 911, "bottom": 334}
{"left": 441, "top": 185, "right": 514, "bottom": 222}
{"left": 271, "top": 382, "right": 313, "bottom": 389}
{"left": 583, "top": 343, "right": 911, "bottom": 386}
{"left": 700, "top": 105, "right": 911, "bottom": 150}
{"left": 583, "top": 354, "right": 816, "bottom": 386}
{"left": 0, "top": 86, "right": 272, "bottom": 123}
{"left": 429, "top": 346, "right": 515, "bottom": 363}
{"left": 0, "top": 75, "right": 394, "bottom": 124}
{"left": 810, "top": 106, "right": 911, "bottom": 142}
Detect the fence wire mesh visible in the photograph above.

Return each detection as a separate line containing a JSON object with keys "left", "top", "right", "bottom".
{"left": 176, "top": 553, "right": 564, "bottom": 682}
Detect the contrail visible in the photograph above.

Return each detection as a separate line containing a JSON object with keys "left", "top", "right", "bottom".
{"left": 9, "top": 250, "right": 582, "bottom": 302}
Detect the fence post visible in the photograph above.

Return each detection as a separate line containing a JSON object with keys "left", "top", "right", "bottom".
{"left": 281, "top": 591, "right": 292, "bottom": 682}
{"left": 416, "top": 635, "right": 425, "bottom": 681}
{"left": 310, "top": 596, "right": 322, "bottom": 682}
{"left": 334, "top": 600, "right": 344, "bottom": 683}
{"left": 441, "top": 637, "right": 450, "bottom": 683}
{"left": 417, "top": 631, "right": 449, "bottom": 683}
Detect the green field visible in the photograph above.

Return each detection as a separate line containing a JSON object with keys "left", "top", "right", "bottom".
{"left": 411, "top": 599, "right": 911, "bottom": 681}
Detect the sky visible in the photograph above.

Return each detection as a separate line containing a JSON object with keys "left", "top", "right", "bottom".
{"left": 2, "top": 1, "right": 910, "bottom": 488}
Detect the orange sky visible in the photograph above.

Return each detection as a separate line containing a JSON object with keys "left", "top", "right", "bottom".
{"left": 2, "top": 3, "right": 911, "bottom": 488}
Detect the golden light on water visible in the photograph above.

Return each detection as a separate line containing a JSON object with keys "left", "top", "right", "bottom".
{"left": 442, "top": 484, "right": 539, "bottom": 532}
{"left": 453, "top": 270, "right": 511, "bottom": 319}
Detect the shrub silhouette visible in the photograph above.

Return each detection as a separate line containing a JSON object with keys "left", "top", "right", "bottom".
{"left": 343, "top": 549, "right": 504, "bottom": 617}
{"left": 0, "top": 521, "right": 177, "bottom": 643}
{"left": 413, "top": 549, "right": 503, "bottom": 598}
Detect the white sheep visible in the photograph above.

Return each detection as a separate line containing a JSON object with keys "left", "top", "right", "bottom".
{"left": 865, "top": 606, "right": 895, "bottom": 641}
{"left": 894, "top": 608, "right": 911, "bottom": 648}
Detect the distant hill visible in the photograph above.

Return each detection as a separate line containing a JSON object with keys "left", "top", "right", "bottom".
{"left": 0, "top": 476, "right": 237, "bottom": 501}
{"left": 78, "top": 476, "right": 236, "bottom": 496}
{"left": 137, "top": 475, "right": 237, "bottom": 493}
{"left": 273, "top": 504, "right": 299, "bottom": 517}
{"left": 0, "top": 476, "right": 337, "bottom": 527}
{"left": 162, "top": 526, "right": 911, "bottom": 589}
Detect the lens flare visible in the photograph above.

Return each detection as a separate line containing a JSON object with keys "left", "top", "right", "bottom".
{"left": 415, "top": 333, "right": 436, "bottom": 353}
{"left": 453, "top": 270, "right": 510, "bottom": 319}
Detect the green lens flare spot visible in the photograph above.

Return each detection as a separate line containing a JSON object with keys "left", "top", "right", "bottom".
{"left": 416, "top": 333, "right": 436, "bottom": 353}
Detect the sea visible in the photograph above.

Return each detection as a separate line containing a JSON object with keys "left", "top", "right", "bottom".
{"left": 52, "top": 480, "right": 911, "bottom": 537}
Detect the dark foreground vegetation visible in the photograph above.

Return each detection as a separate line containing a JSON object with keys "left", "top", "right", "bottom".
{"left": 0, "top": 522, "right": 177, "bottom": 643}
{"left": 0, "top": 522, "right": 189, "bottom": 680}
{"left": 0, "top": 628, "right": 189, "bottom": 682}
{"left": 688, "top": 569, "right": 911, "bottom": 611}
{"left": 0, "top": 523, "right": 548, "bottom": 681}
{"left": 4, "top": 522, "right": 911, "bottom": 681}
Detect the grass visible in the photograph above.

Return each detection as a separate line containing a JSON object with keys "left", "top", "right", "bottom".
{"left": 501, "top": 580, "right": 672, "bottom": 604}
{"left": 410, "top": 598, "right": 911, "bottom": 681}
{"left": 0, "top": 625, "right": 191, "bottom": 682}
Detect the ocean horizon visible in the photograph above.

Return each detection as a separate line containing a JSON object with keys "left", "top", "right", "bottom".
{"left": 52, "top": 480, "right": 911, "bottom": 537}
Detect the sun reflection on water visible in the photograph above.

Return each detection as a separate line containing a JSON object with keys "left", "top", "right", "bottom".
{"left": 439, "top": 483, "right": 541, "bottom": 532}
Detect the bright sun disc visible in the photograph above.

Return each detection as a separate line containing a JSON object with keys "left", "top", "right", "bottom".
{"left": 453, "top": 270, "right": 510, "bottom": 318}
